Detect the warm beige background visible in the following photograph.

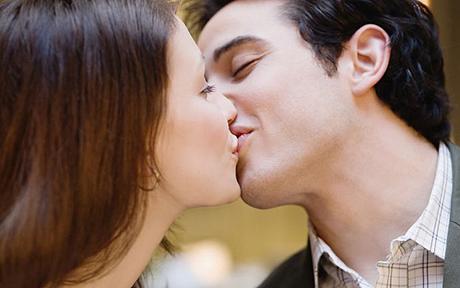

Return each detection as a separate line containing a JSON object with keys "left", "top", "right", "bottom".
{"left": 432, "top": 1, "right": 460, "bottom": 141}
{"left": 174, "top": 201, "right": 307, "bottom": 265}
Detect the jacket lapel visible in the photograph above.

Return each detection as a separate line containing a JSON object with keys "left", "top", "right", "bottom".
{"left": 444, "top": 143, "right": 460, "bottom": 287}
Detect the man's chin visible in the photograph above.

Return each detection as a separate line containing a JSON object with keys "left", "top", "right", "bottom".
{"left": 240, "top": 184, "right": 280, "bottom": 209}
{"left": 237, "top": 163, "right": 284, "bottom": 209}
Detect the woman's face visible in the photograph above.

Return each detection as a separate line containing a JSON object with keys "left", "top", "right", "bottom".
{"left": 155, "top": 19, "right": 240, "bottom": 208}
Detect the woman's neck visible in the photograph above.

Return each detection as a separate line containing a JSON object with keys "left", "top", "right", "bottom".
{"left": 65, "top": 188, "right": 184, "bottom": 288}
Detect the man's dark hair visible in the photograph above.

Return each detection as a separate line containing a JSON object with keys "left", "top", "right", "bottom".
{"left": 183, "top": 0, "right": 450, "bottom": 146}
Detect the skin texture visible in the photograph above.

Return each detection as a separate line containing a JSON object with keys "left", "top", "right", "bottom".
{"left": 68, "top": 18, "right": 240, "bottom": 288}
{"left": 198, "top": 0, "right": 439, "bottom": 283}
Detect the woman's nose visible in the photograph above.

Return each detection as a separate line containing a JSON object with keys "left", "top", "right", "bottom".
{"left": 208, "top": 90, "right": 237, "bottom": 125}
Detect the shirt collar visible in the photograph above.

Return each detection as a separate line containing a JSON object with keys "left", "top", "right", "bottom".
{"left": 308, "top": 142, "right": 453, "bottom": 287}
{"left": 309, "top": 223, "right": 368, "bottom": 287}
{"left": 396, "top": 142, "right": 452, "bottom": 259}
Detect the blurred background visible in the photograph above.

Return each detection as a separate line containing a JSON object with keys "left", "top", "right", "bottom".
{"left": 146, "top": 0, "right": 460, "bottom": 287}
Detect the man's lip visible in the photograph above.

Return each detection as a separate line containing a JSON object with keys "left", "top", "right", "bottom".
{"left": 230, "top": 125, "right": 253, "bottom": 137}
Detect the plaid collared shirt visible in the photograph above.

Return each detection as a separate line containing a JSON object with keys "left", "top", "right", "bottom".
{"left": 309, "top": 143, "right": 452, "bottom": 288}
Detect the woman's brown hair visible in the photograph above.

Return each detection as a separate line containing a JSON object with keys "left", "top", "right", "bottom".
{"left": 0, "top": 0, "right": 175, "bottom": 287}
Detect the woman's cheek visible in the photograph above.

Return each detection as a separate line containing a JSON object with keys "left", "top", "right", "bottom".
{"left": 207, "top": 110, "right": 230, "bottom": 156}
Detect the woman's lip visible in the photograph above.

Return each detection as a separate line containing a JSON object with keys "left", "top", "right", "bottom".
{"left": 237, "top": 132, "right": 252, "bottom": 153}
{"left": 231, "top": 135, "right": 239, "bottom": 156}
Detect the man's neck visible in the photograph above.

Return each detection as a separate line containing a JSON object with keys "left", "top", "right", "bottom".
{"left": 302, "top": 109, "right": 439, "bottom": 284}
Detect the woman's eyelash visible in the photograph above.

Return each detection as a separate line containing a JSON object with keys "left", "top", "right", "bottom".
{"left": 201, "top": 84, "right": 216, "bottom": 95}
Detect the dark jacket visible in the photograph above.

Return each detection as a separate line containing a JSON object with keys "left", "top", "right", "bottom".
{"left": 258, "top": 142, "right": 460, "bottom": 288}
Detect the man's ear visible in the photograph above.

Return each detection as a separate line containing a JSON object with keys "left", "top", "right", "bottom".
{"left": 347, "top": 24, "right": 391, "bottom": 96}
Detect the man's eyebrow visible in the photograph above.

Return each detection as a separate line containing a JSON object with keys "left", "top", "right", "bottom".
{"left": 213, "top": 35, "right": 267, "bottom": 62}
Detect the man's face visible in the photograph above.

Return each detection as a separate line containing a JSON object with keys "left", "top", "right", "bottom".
{"left": 198, "top": 0, "right": 356, "bottom": 208}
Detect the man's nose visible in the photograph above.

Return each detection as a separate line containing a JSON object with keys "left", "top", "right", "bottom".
{"left": 208, "top": 90, "right": 237, "bottom": 125}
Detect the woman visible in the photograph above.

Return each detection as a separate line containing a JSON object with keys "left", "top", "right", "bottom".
{"left": 0, "top": 0, "right": 240, "bottom": 287}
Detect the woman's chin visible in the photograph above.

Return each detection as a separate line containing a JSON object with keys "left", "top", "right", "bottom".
{"left": 222, "top": 183, "right": 242, "bottom": 204}
{"left": 194, "top": 182, "right": 241, "bottom": 208}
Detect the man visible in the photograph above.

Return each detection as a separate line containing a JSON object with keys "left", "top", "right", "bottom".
{"left": 183, "top": 0, "right": 459, "bottom": 287}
